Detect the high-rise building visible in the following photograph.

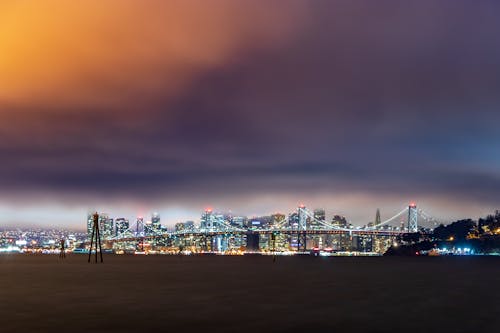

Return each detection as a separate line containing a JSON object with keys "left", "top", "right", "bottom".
{"left": 115, "top": 218, "right": 129, "bottom": 236}
{"left": 375, "top": 209, "right": 381, "bottom": 227}
{"left": 313, "top": 209, "right": 325, "bottom": 221}
{"left": 183, "top": 221, "right": 195, "bottom": 231}
{"left": 86, "top": 213, "right": 94, "bottom": 240}
{"left": 330, "top": 215, "right": 350, "bottom": 251}
{"left": 312, "top": 209, "right": 325, "bottom": 228}
{"left": 87, "top": 212, "right": 111, "bottom": 240}
{"left": 102, "top": 217, "right": 114, "bottom": 240}
{"left": 98, "top": 213, "right": 109, "bottom": 234}
{"left": 151, "top": 213, "right": 161, "bottom": 233}
{"left": 144, "top": 220, "right": 154, "bottom": 236}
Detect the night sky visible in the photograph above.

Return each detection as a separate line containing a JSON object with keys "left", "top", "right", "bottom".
{"left": 1, "top": 1, "right": 500, "bottom": 228}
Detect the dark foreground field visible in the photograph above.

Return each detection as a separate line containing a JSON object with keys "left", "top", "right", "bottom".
{"left": 0, "top": 254, "right": 499, "bottom": 333}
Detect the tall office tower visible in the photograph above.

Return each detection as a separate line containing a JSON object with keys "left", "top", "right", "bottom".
{"left": 375, "top": 209, "right": 381, "bottom": 227}
{"left": 102, "top": 217, "right": 114, "bottom": 240}
{"left": 152, "top": 212, "right": 161, "bottom": 233}
{"left": 87, "top": 212, "right": 109, "bottom": 240}
{"left": 98, "top": 213, "right": 109, "bottom": 238}
{"left": 312, "top": 208, "right": 326, "bottom": 228}
{"left": 86, "top": 213, "right": 94, "bottom": 240}
{"left": 144, "top": 221, "right": 154, "bottom": 236}
{"left": 331, "top": 215, "right": 349, "bottom": 251}
{"left": 115, "top": 218, "right": 129, "bottom": 236}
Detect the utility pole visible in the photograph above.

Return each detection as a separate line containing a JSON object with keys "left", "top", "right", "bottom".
{"left": 59, "top": 238, "right": 66, "bottom": 259}
{"left": 88, "top": 212, "right": 103, "bottom": 263}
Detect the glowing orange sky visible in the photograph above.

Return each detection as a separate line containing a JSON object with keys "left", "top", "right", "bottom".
{"left": 0, "top": 0, "right": 306, "bottom": 110}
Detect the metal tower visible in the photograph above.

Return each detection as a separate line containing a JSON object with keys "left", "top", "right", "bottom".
{"left": 297, "top": 205, "right": 308, "bottom": 251}
{"left": 407, "top": 203, "right": 418, "bottom": 232}
{"left": 298, "top": 205, "right": 308, "bottom": 231}
{"left": 375, "top": 209, "right": 381, "bottom": 227}
{"left": 88, "top": 212, "right": 103, "bottom": 263}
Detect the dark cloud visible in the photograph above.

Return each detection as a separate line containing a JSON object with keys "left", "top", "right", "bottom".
{"left": 1, "top": 1, "right": 500, "bottom": 225}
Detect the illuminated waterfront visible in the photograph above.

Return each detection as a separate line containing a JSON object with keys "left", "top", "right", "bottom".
{"left": 2, "top": 205, "right": 500, "bottom": 257}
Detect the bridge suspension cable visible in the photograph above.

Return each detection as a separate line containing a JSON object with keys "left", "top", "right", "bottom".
{"left": 299, "top": 207, "right": 408, "bottom": 231}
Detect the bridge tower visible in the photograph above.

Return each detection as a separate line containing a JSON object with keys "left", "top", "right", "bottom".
{"left": 135, "top": 217, "right": 144, "bottom": 236}
{"left": 407, "top": 203, "right": 418, "bottom": 232}
{"left": 297, "top": 205, "right": 308, "bottom": 251}
{"left": 88, "top": 212, "right": 103, "bottom": 263}
{"left": 298, "top": 205, "right": 307, "bottom": 231}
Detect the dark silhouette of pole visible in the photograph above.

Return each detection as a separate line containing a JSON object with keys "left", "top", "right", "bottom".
{"left": 272, "top": 232, "right": 277, "bottom": 262}
{"left": 96, "top": 215, "right": 103, "bottom": 262}
{"left": 59, "top": 239, "right": 66, "bottom": 259}
{"left": 88, "top": 215, "right": 95, "bottom": 263}
{"left": 88, "top": 212, "right": 103, "bottom": 263}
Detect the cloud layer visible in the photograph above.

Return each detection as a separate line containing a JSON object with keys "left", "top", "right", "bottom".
{"left": 1, "top": 1, "right": 500, "bottom": 227}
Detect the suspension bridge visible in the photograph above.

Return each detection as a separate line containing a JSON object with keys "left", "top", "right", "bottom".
{"left": 93, "top": 203, "right": 441, "bottom": 253}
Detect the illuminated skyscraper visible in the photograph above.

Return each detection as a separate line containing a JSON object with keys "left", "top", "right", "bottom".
{"left": 115, "top": 218, "right": 129, "bottom": 236}
{"left": 152, "top": 213, "right": 161, "bottom": 233}
{"left": 375, "top": 209, "right": 381, "bottom": 227}
{"left": 86, "top": 213, "right": 94, "bottom": 240}
{"left": 87, "top": 212, "right": 112, "bottom": 240}
{"left": 312, "top": 209, "right": 325, "bottom": 228}
{"left": 102, "top": 217, "right": 114, "bottom": 239}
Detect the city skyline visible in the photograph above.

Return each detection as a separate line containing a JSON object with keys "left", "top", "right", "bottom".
{"left": 2, "top": 1, "right": 500, "bottom": 228}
